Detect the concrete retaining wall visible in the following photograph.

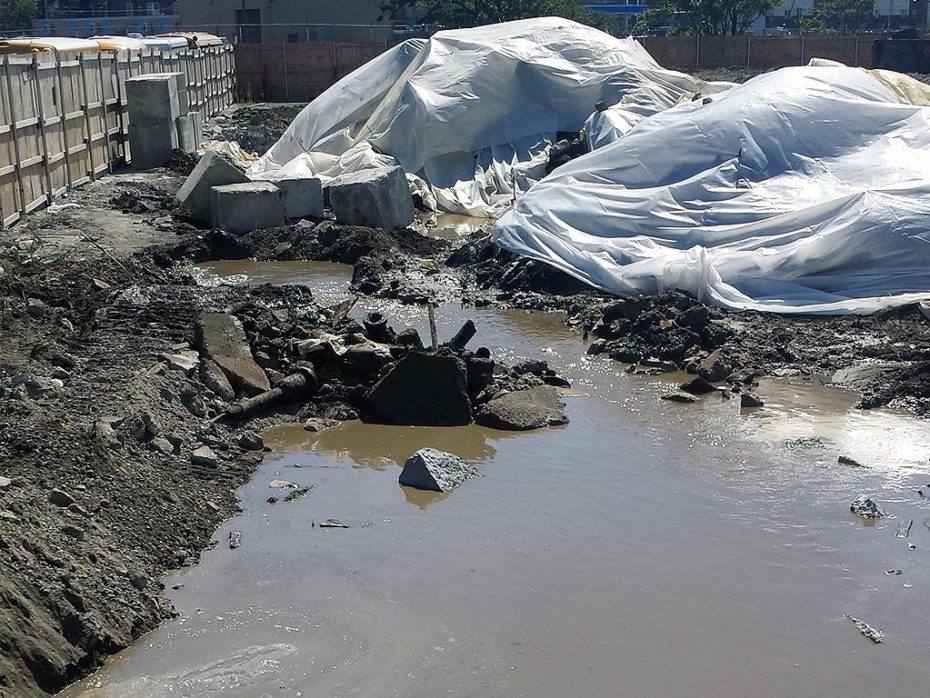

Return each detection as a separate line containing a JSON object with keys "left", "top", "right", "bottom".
{"left": 0, "top": 45, "right": 235, "bottom": 227}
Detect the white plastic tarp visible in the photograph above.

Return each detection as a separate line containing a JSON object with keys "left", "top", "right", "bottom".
{"left": 250, "top": 17, "right": 723, "bottom": 217}
{"left": 493, "top": 65, "right": 930, "bottom": 314}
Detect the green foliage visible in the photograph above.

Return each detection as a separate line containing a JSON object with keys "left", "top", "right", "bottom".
{"left": 634, "top": 0, "right": 776, "bottom": 35}
{"left": 800, "top": 0, "right": 872, "bottom": 35}
{"left": 378, "top": 0, "right": 599, "bottom": 29}
{"left": 0, "top": 0, "right": 38, "bottom": 32}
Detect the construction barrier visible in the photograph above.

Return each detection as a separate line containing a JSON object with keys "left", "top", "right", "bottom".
{"left": 0, "top": 44, "right": 235, "bottom": 227}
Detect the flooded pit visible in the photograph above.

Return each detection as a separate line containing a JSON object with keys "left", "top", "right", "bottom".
{"left": 61, "top": 261, "right": 930, "bottom": 697}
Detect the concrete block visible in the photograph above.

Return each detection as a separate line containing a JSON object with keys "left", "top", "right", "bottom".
{"left": 211, "top": 182, "right": 285, "bottom": 233}
{"left": 125, "top": 74, "right": 180, "bottom": 126}
{"left": 128, "top": 122, "right": 178, "bottom": 170}
{"left": 176, "top": 111, "right": 203, "bottom": 154}
{"left": 275, "top": 177, "right": 324, "bottom": 219}
{"left": 164, "top": 72, "right": 190, "bottom": 113}
{"left": 175, "top": 151, "right": 249, "bottom": 223}
{"left": 328, "top": 166, "right": 414, "bottom": 229}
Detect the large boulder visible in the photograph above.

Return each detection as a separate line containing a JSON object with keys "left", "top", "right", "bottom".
{"left": 194, "top": 313, "right": 269, "bottom": 395}
{"left": 328, "top": 165, "right": 414, "bottom": 229}
{"left": 475, "top": 386, "right": 568, "bottom": 431}
{"left": 366, "top": 351, "right": 472, "bottom": 426}
{"left": 399, "top": 448, "right": 478, "bottom": 492}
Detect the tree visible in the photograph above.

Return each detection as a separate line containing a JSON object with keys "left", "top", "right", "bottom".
{"left": 0, "top": 0, "right": 37, "bottom": 32}
{"left": 801, "top": 0, "right": 872, "bottom": 35}
{"left": 634, "top": 0, "right": 776, "bottom": 35}
{"left": 377, "top": 0, "right": 598, "bottom": 29}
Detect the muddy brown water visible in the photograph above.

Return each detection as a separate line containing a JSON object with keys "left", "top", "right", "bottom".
{"left": 62, "top": 260, "right": 930, "bottom": 697}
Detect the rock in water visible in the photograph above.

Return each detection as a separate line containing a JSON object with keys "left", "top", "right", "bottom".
{"left": 740, "top": 393, "right": 764, "bottom": 408}
{"left": 399, "top": 448, "right": 478, "bottom": 492}
{"left": 475, "top": 386, "right": 568, "bottom": 431}
{"left": 850, "top": 494, "right": 886, "bottom": 519}
{"left": 367, "top": 351, "right": 472, "bottom": 426}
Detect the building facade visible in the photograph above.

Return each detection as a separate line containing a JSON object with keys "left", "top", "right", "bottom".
{"left": 34, "top": 1, "right": 179, "bottom": 37}
{"left": 177, "top": 0, "right": 392, "bottom": 44}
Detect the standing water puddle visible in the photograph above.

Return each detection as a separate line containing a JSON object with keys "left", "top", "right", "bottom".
{"left": 62, "top": 260, "right": 930, "bottom": 697}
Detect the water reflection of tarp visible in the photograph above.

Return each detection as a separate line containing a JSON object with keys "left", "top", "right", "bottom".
{"left": 249, "top": 17, "right": 724, "bottom": 217}
{"left": 495, "top": 65, "right": 930, "bottom": 315}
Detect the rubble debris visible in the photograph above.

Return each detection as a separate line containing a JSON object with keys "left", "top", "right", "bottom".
{"left": 228, "top": 531, "right": 242, "bottom": 549}
{"left": 662, "top": 392, "right": 700, "bottom": 404}
{"left": 399, "top": 448, "right": 478, "bottom": 492}
{"left": 191, "top": 446, "right": 219, "bottom": 467}
{"left": 48, "top": 488, "right": 76, "bottom": 507}
{"left": 838, "top": 455, "right": 864, "bottom": 467}
{"left": 844, "top": 614, "right": 884, "bottom": 644}
{"left": 195, "top": 312, "right": 270, "bottom": 395}
{"left": 224, "top": 368, "right": 319, "bottom": 421}
{"left": 366, "top": 351, "right": 472, "bottom": 426}
{"left": 475, "top": 385, "right": 568, "bottom": 431}
{"left": 740, "top": 393, "right": 764, "bottom": 408}
{"left": 681, "top": 376, "right": 717, "bottom": 395}
{"left": 317, "top": 519, "right": 349, "bottom": 528}
{"left": 895, "top": 519, "right": 913, "bottom": 539}
{"left": 850, "top": 495, "right": 887, "bottom": 520}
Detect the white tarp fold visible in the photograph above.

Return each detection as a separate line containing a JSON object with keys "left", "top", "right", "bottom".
{"left": 494, "top": 66, "right": 930, "bottom": 314}
{"left": 250, "top": 17, "right": 721, "bottom": 217}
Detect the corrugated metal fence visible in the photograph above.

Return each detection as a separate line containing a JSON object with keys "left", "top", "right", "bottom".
{"left": 0, "top": 44, "right": 235, "bottom": 227}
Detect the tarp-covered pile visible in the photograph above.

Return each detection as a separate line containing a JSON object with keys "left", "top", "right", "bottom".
{"left": 249, "top": 17, "right": 724, "bottom": 217}
{"left": 494, "top": 65, "right": 930, "bottom": 314}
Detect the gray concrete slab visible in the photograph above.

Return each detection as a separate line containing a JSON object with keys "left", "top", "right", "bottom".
{"left": 175, "top": 152, "right": 250, "bottom": 223}
{"left": 211, "top": 182, "right": 285, "bottom": 233}
{"left": 275, "top": 177, "right": 324, "bottom": 219}
{"left": 328, "top": 165, "right": 414, "bottom": 229}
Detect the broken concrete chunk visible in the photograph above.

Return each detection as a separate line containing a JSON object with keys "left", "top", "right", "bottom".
{"left": 176, "top": 111, "right": 203, "bottom": 154}
{"left": 211, "top": 182, "right": 285, "bottom": 233}
{"left": 49, "top": 489, "right": 75, "bottom": 507}
{"left": 191, "top": 446, "right": 219, "bottom": 467}
{"left": 303, "top": 418, "right": 340, "bottom": 432}
{"left": 699, "top": 349, "right": 731, "bottom": 383}
{"left": 844, "top": 614, "right": 883, "bottom": 643}
{"left": 158, "top": 350, "right": 199, "bottom": 375}
{"left": 175, "top": 152, "right": 249, "bottom": 223}
{"left": 195, "top": 313, "right": 269, "bottom": 395}
{"left": 475, "top": 385, "right": 568, "bottom": 431}
{"left": 238, "top": 431, "right": 264, "bottom": 451}
{"left": 367, "top": 351, "right": 472, "bottom": 426}
{"left": 200, "top": 358, "right": 236, "bottom": 401}
{"left": 662, "top": 392, "right": 699, "bottom": 404}
{"left": 329, "top": 165, "right": 415, "bottom": 230}
{"left": 399, "top": 448, "right": 478, "bottom": 492}
{"left": 269, "top": 479, "right": 298, "bottom": 489}
{"left": 275, "top": 177, "right": 324, "bottom": 219}
{"left": 680, "top": 376, "right": 716, "bottom": 395}
{"left": 850, "top": 494, "right": 886, "bottom": 520}
{"left": 0, "top": 476, "right": 11, "bottom": 490}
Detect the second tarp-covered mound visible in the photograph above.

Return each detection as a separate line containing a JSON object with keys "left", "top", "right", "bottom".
{"left": 249, "top": 17, "right": 722, "bottom": 217}
{"left": 494, "top": 65, "right": 930, "bottom": 314}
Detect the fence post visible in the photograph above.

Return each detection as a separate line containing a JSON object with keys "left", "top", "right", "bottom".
{"left": 4, "top": 54, "right": 27, "bottom": 219}
{"left": 53, "top": 51, "right": 73, "bottom": 190}
{"left": 283, "top": 43, "right": 289, "bottom": 102}
{"left": 746, "top": 33, "right": 751, "bottom": 69}
{"left": 854, "top": 36, "right": 860, "bottom": 66}
{"left": 112, "top": 53, "right": 127, "bottom": 166}
{"left": 800, "top": 36, "right": 805, "bottom": 65}
{"left": 695, "top": 34, "right": 700, "bottom": 70}
{"left": 78, "top": 53, "right": 96, "bottom": 182}
{"left": 32, "top": 55, "right": 55, "bottom": 204}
